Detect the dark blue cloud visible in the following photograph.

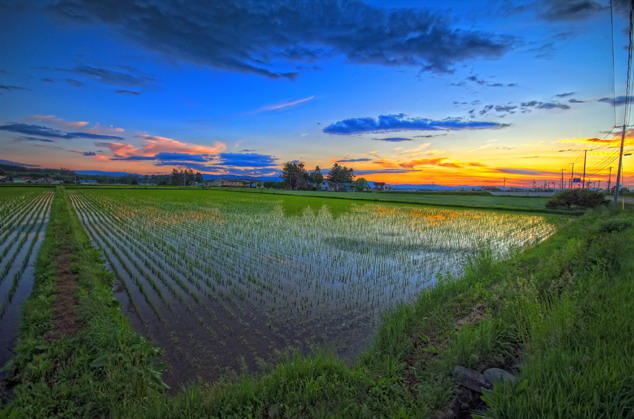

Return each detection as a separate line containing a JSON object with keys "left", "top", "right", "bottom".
{"left": 496, "top": 168, "right": 561, "bottom": 176}
{"left": 215, "top": 153, "right": 277, "bottom": 168}
{"left": 66, "top": 78, "right": 84, "bottom": 87}
{"left": 520, "top": 101, "right": 570, "bottom": 110}
{"left": 373, "top": 137, "right": 413, "bottom": 142}
{"left": 598, "top": 96, "right": 634, "bottom": 106}
{"left": 337, "top": 158, "right": 371, "bottom": 163}
{"left": 157, "top": 153, "right": 208, "bottom": 162}
{"left": 83, "top": 151, "right": 96, "bottom": 156}
{"left": 539, "top": 0, "right": 605, "bottom": 21}
{"left": 0, "top": 85, "right": 31, "bottom": 91}
{"left": 114, "top": 89, "right": 142, "bottom": 96}
{"left": 323, "top": 114, "right": 509, "bottom": 135}
{"left": 70, "top": 65, "right": 154, "bottom": 87}
{"left": 15, "top": 136, "right": 55, "bottom": 143}
{"left": 0, "top": 159, "right": 40, "bottom": 168}
{"left": 52, "top": 0, "right": 514, "bottom": 78}
{"left": 111, "top": 156, "right": 156, "bottom": 161}
{"left": 0, "top": 123, "right": 124, "bottom": 140}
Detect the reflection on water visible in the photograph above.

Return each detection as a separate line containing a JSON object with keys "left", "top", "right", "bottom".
{"left": 70, "top": 189, "right": 569, "bottom": 388}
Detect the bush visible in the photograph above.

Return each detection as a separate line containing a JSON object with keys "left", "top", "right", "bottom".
{"left": 545, "top": 189, "right": 609, "bottom": 209}
{"left": 599, "top": 218, "right": 632, "bottom": 233}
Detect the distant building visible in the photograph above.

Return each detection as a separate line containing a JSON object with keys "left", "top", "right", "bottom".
{"left": 374, "top": 182, "right": 387, "bottom": 191}
{"left": 78, "top": 179, "right": 98, "bottom": 185}
{"left": 206, "top": 179, "right": 251, "bottom": 187}
{"left": 11, "top": 177, "right": 28, "bottom": 183}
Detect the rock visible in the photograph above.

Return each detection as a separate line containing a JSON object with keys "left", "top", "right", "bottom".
{"left": 453, "top": 365, "right": 488, "bottom": 393}
{"left": 483, "top": 368, "right": 517, "bottom": 389}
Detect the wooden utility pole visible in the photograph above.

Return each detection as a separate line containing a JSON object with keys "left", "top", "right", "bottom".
{"left": 581, "top": 150, "right": 587, "bottom": 189}
{"left": 607, "top": 166, "right": 612, "bottom": 192}
{"left": 560, "top": 169, "right": 565, "bottom": 190}
{"left": 569, "top": 163, "right": 575, "bottom": 188}
{"left": 614, "top": 125, "right": 627, "bottom": 206}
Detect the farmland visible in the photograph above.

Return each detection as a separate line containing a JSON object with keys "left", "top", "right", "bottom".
{"left": 0, "top": 187, "right": 53, "bottom": 367}
{"left": 68, "top": 188, "right": 566, "bottom": 386}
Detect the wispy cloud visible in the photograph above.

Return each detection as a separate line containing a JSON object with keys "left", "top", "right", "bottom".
{"left": 114, "top": 89, "right": 142, "bottom": 96}
{"left": 261, "top": 96, "right": 315, "bottom": 112}
{"left": 0, "top": 85, "right": 31, "bottom": 91}
{"left": 336, "top": 158, "right": 372, "bottom": 163}
{"left": 373, "top": 137, "right": 413, "bottom": 142}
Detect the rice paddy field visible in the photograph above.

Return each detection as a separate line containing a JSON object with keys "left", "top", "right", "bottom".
{"left": 66, "top": 188, "right": 570, "bottom": 386}
{"left": 0, "top": 187, "right": 54, "bottom": 367}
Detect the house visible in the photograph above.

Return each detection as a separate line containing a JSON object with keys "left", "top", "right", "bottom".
{"left": 78, "top": 179, "right": 98, "bottom": 185}
{"left": 374, "top": 182, "right": 387, "bottom": 191}
{"left": 319, "top": 180, "right": 332, "bottom": 191}
{"left": 0, "top": 176, "right": 9, "bottom": 183}
{"left": 49, "top": 180, "right": 63, "bottom": 185}
{"left": 11, "top": 177, "right": 28, "bottom": 183}
{"left": 206, "top": 179, "right": 247, "bottom": 187}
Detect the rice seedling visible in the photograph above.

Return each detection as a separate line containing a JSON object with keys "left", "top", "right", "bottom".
{"left": 68, "top": 188, "right": 569, "bottom": 386}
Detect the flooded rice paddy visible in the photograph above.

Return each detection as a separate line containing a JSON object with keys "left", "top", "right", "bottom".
{"left": 68, "top": 189, "right": 568, "bottom": 387}
{"left": 0, "top": 188, "right": 53, "bottom": 367}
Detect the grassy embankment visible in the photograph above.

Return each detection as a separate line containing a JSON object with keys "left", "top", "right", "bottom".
{"left": 2, "top": 188, "right": 633, "bottom": 417}
{"left": 1, "top": 188, "right": 164, "bottom": 416}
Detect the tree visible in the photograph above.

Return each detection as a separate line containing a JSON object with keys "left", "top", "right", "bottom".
{"left": 327, "top": 163, "right": 354, "bottom": 191}
{"left": 353, "top": 178, "right": 369, "bottom": 192}
{"left": 309, "top": 166, "right": 324, "bottom": 188}
{"left": 281, "top": 161, "right": 308, "bottom": 190}
{"left": 171, "top": 168, "right": 181, "bottom": 186}
{"left": 195, "top": 172, "right": 203, "bottom": 184}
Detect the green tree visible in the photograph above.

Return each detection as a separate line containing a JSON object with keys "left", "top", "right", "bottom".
{"left": 353, "top": 178, "right": 369, "bottom": 192}
{"left": 309, "top": 166, "right": 324, "bottom": 187}
{"left": 195, "top": 172, "right": 203, "bottom": 184}
{"left": 281, "top": 161, "right": 308, "bottom": 190}
{"left": 171, "top": 169, "right": 181, "bottom": 186}
{"left": 327, "top": 163, "right": 354, "bottom": 191}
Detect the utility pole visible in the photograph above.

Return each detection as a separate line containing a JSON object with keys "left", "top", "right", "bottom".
{"left": 569, "top": 163, "right": 575, "bottom": 189}
{"left": 607, "top": 166, "right": 612, "bottom": 192}
{"left": 560, "top": 169, "right": 565, "bottom": 190}
{"left": 533, "top": 179, "right": 536, "bottom": 190}
{"left": 502, "top": 177, "right": 507, "bottom": 191}
{"left": 614, "top": 123, "right": 627, "bottom": 205}
{"left": 581, "top": 150, "right": 587, "bottom": 189}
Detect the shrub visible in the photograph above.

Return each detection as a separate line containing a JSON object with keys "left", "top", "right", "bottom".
{"left": 545, "top": 189, "right": 609, "bottom": 209}
{"left": 599, "top": 218, "right": 632, "bottom": 233}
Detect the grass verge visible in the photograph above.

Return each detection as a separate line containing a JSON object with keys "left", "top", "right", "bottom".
{"left": 1, "top": 188, "right": 164, "bottom": 417}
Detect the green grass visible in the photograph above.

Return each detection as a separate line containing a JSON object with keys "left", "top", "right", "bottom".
{"left": 1, "top": 188, "right": 164, "bottom": 417}
{"left": 201, "top": 188, "right": 577, "bottom": 214}
{"left": 2, "top": 188, "right": 632, "bottom": 417}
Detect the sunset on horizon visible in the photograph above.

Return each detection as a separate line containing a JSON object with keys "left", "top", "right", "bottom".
{"left": 2, "top": 0, "right": 633, "bottom": 188}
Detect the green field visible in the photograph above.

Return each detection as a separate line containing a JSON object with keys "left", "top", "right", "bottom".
{"left": 1, "top": 187, "right": 632, "bottom": 417}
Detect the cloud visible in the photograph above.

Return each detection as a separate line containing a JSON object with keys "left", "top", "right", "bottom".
{"left": 539, "top": 0, "right": 605, "bottom": 21}
{"left": 0, "top": 85, "right": 31, "bottom": 91}
{"left": 83, "top": 151, "right": 96, "bottom": 156}
{"left": 261, "top": 96, "right": 314, "bottom": 112}
{"left": 457, "top": 75, "right": 516, "bottom": 88}
{"left": 521, "top": 100, "right": 570, "bottom": 110}
{"left": 0, "top": 123, "right": 123, "bottom": 140}
{"left": 354, "top": 169, "right": 418, "bottom": 175}
{"left": 323, "top": 114, "right": 508, "bottom": 135}
{"left": 66, "top": 78, "right": 84, "bottom": 87}
{"left": 52, "top": 0, "right": 514, "bottom": 77}
{"left": 0, "top": 159, "right": 40, "bottom": 167}
{"left": 14, "top": 136, "right": 55, "bottom": 143}
{"left": 214, "top": 153, "right": 277, "bottom": 168}
{"left": 598, "top": 95, "right": 634, "bottom": 106}
{"left": 569, "top": 98, "right": 586, "bottom": 103}
{"left": 373, "top": 137, "right": 413, "bottom": 142}
{"left": 495, "top": 168, "right": 562, "bottom": 176}
{"left": 336, "top": 158, "right": 372, "bottom": 163}
{"left": 45, "top": 65, "right": 155, "bottom": 87}
{"left": 114, "top": 89, "right": 142, "bottom": 96}
{"left": 555, "top": 91, "right": 575, "bottom": 98}
{"left": 97, "top": 135, "right": 225, "bottom": 159}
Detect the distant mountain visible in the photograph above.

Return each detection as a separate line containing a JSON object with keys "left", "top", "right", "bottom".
{"left": 201, "top": 174, "right": 281, "bottom": 182}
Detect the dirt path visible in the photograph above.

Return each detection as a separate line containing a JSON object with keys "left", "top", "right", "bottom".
{"left": 45, "top": 228, "right": 81, "bottom": 341}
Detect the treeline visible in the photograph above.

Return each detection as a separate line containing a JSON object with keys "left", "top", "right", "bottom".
{"left": 0, "top": 165, "right": 75, "bottom": 183}
{"left": 170, "top": 169, "right": 203, "bottom": 186}
{"left": 279, "top": 161, "right": 370, "bottom": 192}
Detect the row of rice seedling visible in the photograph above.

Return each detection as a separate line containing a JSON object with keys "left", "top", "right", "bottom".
{"left": 0, "top": 188, "right": 54, "bottom": 367}
{"left": 69, "top": 188, "right": 567, "bottom": 386}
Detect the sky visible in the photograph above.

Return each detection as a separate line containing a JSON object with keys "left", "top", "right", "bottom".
{"left": 1, "top": 0, "right": 633, "bottom": 187}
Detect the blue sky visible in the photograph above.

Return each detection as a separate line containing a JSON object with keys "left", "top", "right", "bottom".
{"left": 1, "top": 0, "right": 632, "bottom": 186}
